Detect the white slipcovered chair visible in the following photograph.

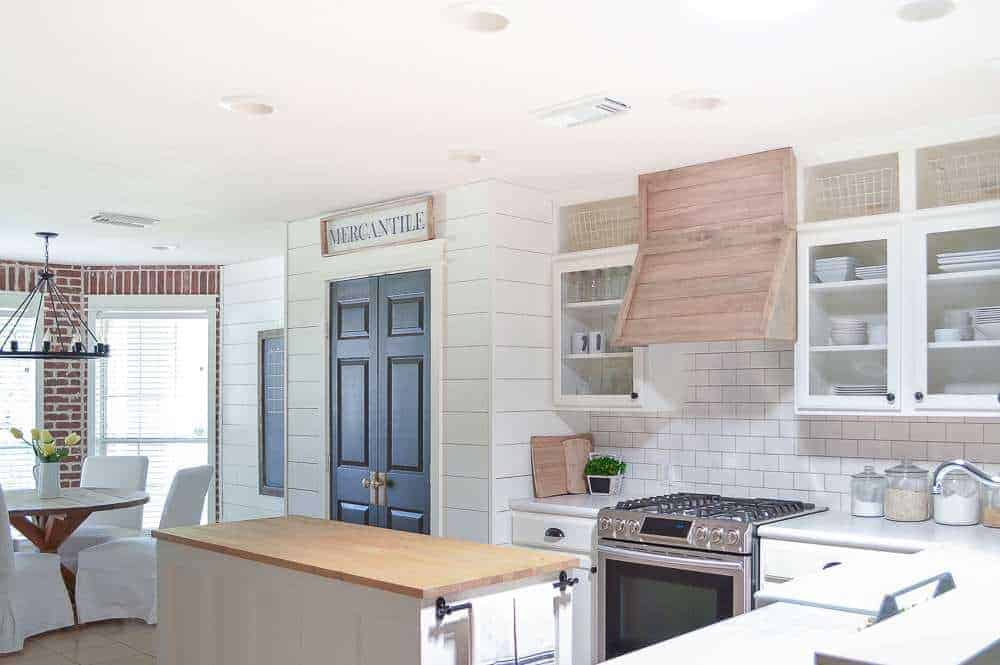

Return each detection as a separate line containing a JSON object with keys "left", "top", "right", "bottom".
{"left": 0, "top": 481, "right": 75, "bottom": 654}
{"left": 57, "top": 455, "right": 149, "bottom": 571}
{"left": 76, "top": 464, "right": 212, "bottom": 625}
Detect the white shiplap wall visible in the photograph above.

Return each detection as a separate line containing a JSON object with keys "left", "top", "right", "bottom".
{"left": 221, "top": 256, "right": 285, "bottom": 521}
{"left": 488, "top": 182, "right": 589, "bottom": 544}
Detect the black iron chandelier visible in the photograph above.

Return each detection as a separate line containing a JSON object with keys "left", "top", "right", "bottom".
{"left": 0, "top": 232, "right": 109, "bottom": 360}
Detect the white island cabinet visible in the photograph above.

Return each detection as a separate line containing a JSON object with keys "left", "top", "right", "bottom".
{"left": 153, "top": 517, "right": 579, "bottom": 665}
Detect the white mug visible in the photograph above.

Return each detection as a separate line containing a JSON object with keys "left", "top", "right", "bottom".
{"left": 588, "top": 331, "right": 604, "bottom": 354}
{"left": 571, "top": 332, "right": 588, "bottom": 354}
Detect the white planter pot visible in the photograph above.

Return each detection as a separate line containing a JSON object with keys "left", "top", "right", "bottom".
{"left": 33, "top": 461, "right": 62, "bottom": 499}
{"left": 587, "top": 474, "right": 624, "bottom": 495}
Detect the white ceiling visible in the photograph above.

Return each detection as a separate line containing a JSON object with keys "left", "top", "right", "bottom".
{"left": 1, "top": 0, "right": 998, "bottom": 265}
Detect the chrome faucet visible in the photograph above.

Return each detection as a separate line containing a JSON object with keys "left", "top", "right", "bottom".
{"left": 930, "top": 459, "right": 1000, "bottom": 495}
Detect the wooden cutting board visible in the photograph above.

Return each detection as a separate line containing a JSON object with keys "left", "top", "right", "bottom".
{"left": 563, "top": 437, "right": 592, "bottom": 494}
{"left": 530, "top": 434, "right": 593, "bottom": 498}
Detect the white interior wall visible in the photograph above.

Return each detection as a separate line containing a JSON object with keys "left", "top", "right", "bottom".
{"left": 220, "top": 256, "right": 285, "bottom": 521}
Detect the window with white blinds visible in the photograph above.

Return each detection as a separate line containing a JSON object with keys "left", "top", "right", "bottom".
{"left": 0, "top": 303, "right": 40, "bottom": 491}
{"left": 93, "top": 310, "right": 210, "bottom": 529}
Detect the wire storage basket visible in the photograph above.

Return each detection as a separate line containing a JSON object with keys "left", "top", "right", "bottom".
{"left": 926, "top": 149, "right": 1000, "bottom": 207}
{"left": 810, "top": 166, "right": 899, "bottom": 222}
{"left": 567, "top": 207, "right": 638, "bottom": 251}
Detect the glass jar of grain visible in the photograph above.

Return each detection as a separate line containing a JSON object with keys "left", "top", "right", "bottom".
{"left": 884, "top": 459, "right": 930, "bottom": 522}
{"left": 983, "top": 484, "right": 1000, "bottom": 528}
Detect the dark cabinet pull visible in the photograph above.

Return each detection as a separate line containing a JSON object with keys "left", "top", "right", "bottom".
{"left": 630, "top": 392, "right": 639, "bottom": 400}
{"left": 553, "top": 571, "right": 579, "bottom": 591}
{"left": 544, "top": 527, "right": 565, "bottom": 539}
{"left": 435, "top": 597, "right": 472, "bottom": 620}
{"left": 886, "top": 393, "right": 895, "bottom": 403}
{"left": 915, "top": 391, "right": 924, "bottom": 402}
{"left": 996, "top": 393, "right": 1000, "bottom": 404}
{"left": 823, "top": 561, "right": 842, "bottom": 570}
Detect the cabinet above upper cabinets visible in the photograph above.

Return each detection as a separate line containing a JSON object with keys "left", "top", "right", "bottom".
{"left": 796, "top": 132, "right": 1000, "bottom": 417}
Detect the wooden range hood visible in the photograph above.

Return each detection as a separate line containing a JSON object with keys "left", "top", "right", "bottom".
{"left": 613, "top": 148, "right": 797, "bottom": 345}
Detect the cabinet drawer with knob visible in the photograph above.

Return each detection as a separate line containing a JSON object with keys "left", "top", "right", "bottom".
{"left": 512, "top": 512, "right": 596, "bottom": 554}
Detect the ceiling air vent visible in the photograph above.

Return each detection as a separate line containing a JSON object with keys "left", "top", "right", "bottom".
{"left": 90, "top": 212, "right": 160, "bottom": 229}
{"left": 534, "top": 95, "right": 630, "bottom": 128}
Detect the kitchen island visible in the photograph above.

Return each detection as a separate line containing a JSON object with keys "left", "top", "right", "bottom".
{"left": 152, "top": 516, "right": 580, "bottom": 665}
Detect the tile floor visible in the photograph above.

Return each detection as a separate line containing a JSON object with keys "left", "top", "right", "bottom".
{"left": 0, "top": 621, "right": 155, "bottom": 664}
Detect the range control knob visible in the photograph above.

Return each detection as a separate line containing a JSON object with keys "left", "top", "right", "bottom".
{"left": 709, "top": 528, "right": 724, "bottom": 544}
{"left": 627, "top": 520, "right": 641, "bottom": 535}
{"left": 613, "top": 519, "right": 625, "bottom": 534}
{"left": 599, "top": 517, "right": 612, "bottom": 531}
{"left": 726, "top": 530, "right": 741, "bottom": 546}
{"left": 693, "top": 526, "right": 708, "bottom": 543}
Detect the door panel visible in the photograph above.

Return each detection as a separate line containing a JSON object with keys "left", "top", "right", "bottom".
{"left": 330, "top": 270, "right": 431, "bottom": 534}
{"left": 378, "top": 271, "right": 431, "bottom": 533}
{"left": 338, "top": 501, "right": 373, "bottom": 525}
{"left": 387, "top": 356, "right": 423, "bottom": 472}
{"left": 330, "top": 278, "right": 379, "bottom": 524}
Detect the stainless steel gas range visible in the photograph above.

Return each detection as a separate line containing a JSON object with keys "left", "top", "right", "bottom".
{"left": 596, "top": 493, "right": 827, "bottom": 660}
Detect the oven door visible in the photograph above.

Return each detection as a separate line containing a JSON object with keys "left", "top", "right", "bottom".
{"left": 598, "top": 541, "right": 752, "bottom": 661}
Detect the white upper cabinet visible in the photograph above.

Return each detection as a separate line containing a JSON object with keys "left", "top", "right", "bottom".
{"left": 553, "top": 245, "right": 644, "bottom": 409}
{"left": 910, "top": 208, "right": 1000, "bottom": 412}
{"left": 796, "top": 131, "right": 1000, "bottom": 416}
{"left": 796, "top": 222, "right": 901, "bottom": 413}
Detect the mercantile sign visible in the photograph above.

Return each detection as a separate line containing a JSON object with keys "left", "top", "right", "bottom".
{"left": 320, "top": 196, "right": 433, "bottom": 256}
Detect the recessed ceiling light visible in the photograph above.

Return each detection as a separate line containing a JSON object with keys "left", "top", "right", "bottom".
{"left": 533, "top": 96, "right": 630, "bottom": 129}
{"left": 442, "top": 2, "right": 510, "bottom": 32}
{"left": 692, "top": 0, "right": 819, "bottom": 21}
{"left": 91, "top": 212, "right": 159, "bottom": 229}
{"left": 219, "top": 95, "right": 275, "bottom": 115}
{"left": 897, "top": 0, "right": 956, "bottom": 22}
{"left": 151, "top": 243, "right": 179, "bottom": 252}
{"left": 671, "top": 91, "right": 725, "bottom": 111}
{"left": 448, "top": 149, "right": 486, "bottom": 163}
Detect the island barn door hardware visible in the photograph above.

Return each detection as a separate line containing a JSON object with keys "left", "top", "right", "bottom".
{"left": 434, "top": 571, "right": 579, "bottom": 621}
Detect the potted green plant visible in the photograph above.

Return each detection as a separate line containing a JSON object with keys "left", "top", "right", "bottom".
{"left": 10, "top": 427, "right": 78, "bottom": 499}
{"left": 585, "top": 455, "right": 627, "bottom": 495}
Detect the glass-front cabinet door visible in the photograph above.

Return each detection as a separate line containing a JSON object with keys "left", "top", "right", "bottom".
{"left": 796, "top": 225, "right": 901, "bottom": 411}
{"left": 913, "top": 211, "right": 1000, "bottom": 412}
{"left": 553, "top": 246, "right": 643, "bottom": 409}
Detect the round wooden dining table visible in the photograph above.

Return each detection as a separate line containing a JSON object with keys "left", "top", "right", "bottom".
{"left": 6, "top": 487, "right": 149, "bottom": 592}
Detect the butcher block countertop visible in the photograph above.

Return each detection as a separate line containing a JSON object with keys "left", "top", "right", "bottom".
{"left": 152, "top": 516, "right": 581, "bottom": 599}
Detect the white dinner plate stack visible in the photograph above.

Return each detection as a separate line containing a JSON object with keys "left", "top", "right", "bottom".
{"left": 973, "top": 306, "right": 1000, "bottom": 340}
{"left": 855, "top": 264, "right": 887, "bottom": 280}
{"left": 933, "top": 328, "right": 972, "bottom": 343}
{"left": 815, "top": 256, "right": 858, "bottom": 283}
{"left": 830, "top": 318, "right": 868, "bottom": 346}
{"left": 833, "top": 384, "right": 887, "bottom": 396}
{"left": 936, "top": 248, "right": 1000, "bottom": 273}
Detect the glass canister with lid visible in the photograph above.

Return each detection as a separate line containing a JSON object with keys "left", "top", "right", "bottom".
{"left": 884, "top": 459, "right": 930, "bottom": 522}
{"left": 984, "top": 485, "right": 1000, "bottom": 528}
{"left": 851, "top": 466, "right": 886, "bottom": 517}
{"left": 933, "top": 470, "right": 980, "bottom": 526}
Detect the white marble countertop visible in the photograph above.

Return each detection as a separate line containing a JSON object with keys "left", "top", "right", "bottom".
{"left": 603, "top": 602, "right": 868, "bottom": 665}
{"left": 758, "top": 509, "right": 1000, "bottom": 554}
{"left": 508, "top": 494, "right": 636, "bottom": 518}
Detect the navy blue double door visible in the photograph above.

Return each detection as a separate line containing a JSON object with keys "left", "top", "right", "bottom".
{"left": 329, "top": 270, "right": 431, "bottom": 534}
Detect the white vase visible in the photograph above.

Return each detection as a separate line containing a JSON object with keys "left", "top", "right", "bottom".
{"left": 33, "top": 461, "right": 62, "bottom": 499}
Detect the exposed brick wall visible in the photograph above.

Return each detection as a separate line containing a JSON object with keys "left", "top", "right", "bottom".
{"left": 1, "top": 260, "right": 220, "bottom": 515}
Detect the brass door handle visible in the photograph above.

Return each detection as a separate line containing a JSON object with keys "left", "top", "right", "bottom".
{"left": 362, "top": 476, "right": 385, "bottom": 489}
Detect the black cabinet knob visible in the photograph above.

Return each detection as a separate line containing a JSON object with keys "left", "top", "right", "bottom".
{"left": 996, "top": 393, "right": 1000, "bottom": 404}
{"left": 915, "top": 391, "right": 924, "bottom": 402}
{"left": 544, "top": 527, "right": 565, "bottom": 539}
{"left": 630, "top": 392, "right": 639, "bottom": 400}
{"left": 823, "top": 561, "right": 843, "bottom": 570}
{"left": 886, "top": 393, "right": 895, "bottom": 403}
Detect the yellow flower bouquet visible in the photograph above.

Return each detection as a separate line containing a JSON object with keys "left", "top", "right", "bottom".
{"left": 9, "top": 427, "right": 79, "bottom": 463}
